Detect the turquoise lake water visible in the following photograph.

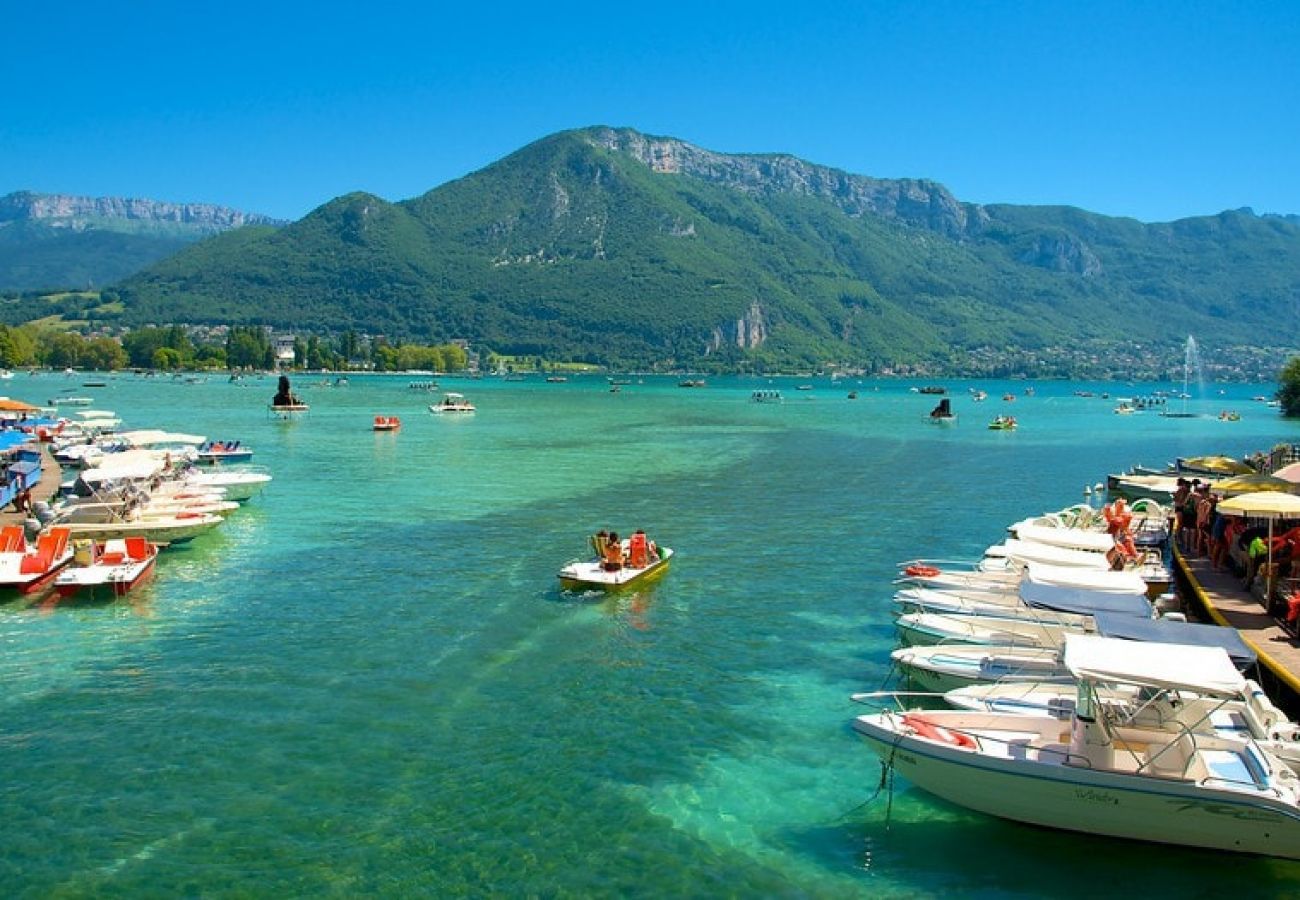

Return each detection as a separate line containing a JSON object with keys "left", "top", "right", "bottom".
{"left": 3, "top": 371, "right": 1300, "bottom": 897}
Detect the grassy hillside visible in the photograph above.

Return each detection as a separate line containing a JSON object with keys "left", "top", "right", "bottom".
{"left": 110, "top": 128, "right": 1300, "bottom": 371}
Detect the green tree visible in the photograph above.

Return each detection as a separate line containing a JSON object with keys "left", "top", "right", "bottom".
{"left": 82, "top": 337, "right": 128, "bottom": 371}
{"left": 1280, "top": 356, "right": 1300, "bottom": 417}
{"left": 152, "top": 347, "right": 183, "bottom": 370}
{"left": 40, "top": 331, "right": 85, "bottom": 368}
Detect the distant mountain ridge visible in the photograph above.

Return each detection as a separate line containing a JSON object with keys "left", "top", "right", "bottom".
{"left": 42, "top": 128, "right": 1300, "bottom": 373}
{"left": 587, "top": 126, "right": 987, "bottom": 240}
{"left": 0, "top": 191, "right": 283, "bottom": 233}
{"left": 0, "top": 191, "right": 283, "bottom": 291}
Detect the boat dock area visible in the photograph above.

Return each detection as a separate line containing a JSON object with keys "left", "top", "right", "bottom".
{"left": 1176, "top": 549, "right": 1300, "bottom": 717}
{"left": 0, "top": 443, "right": 62, "bottom": 530}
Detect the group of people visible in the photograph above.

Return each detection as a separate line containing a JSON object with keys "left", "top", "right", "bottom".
{"left": 1172, "top": 476, "right": 1299, "bottom": 592}
{"left": 591, "top": 529, "right": 660, "bottom": 572}
{"left": 1172, "top": 478, "right": 1229, "bottom": 569}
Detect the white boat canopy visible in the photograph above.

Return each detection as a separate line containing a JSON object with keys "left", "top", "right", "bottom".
{"left": 116, "top": 429, "right": 207, "bottom": 447}
{"left": 1063, "top": 634, "right": 1247, "bottom": 696}
{"left": 79, "top": 449, "right": 169, "bottom": 483}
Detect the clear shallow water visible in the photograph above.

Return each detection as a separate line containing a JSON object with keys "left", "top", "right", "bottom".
{"left": 3, "top": 372, "right": 1300, "bottom": 897}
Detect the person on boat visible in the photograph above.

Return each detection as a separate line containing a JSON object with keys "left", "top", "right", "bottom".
{"left": 602, "top": 532, "right": 623, "bottom": 572}
{"left": 1102, "top": 498, "right": 1132, "bottom": 536}
{"left": 628, "top": 529, "right": 649, "bottom": 568}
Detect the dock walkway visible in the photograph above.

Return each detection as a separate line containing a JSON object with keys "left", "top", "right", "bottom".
{"left": 1176, "top": 547, "right": 1300, "bottom": 716}
{"left": 0, "top": 444, "right": 62, "bottom": 529}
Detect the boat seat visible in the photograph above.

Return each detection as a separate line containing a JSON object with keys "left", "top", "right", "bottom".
{"left": 1144, "top": 731, "right": 1197, "bottom": 777}
{"left": 124, "top": 536, "right": 149, "bottom": 559}
{"left": 1199, "top": 748, "right": 1268, "bottom": 790}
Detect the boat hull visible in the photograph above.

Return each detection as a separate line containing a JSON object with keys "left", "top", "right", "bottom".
{"left": 558, "top": 549, "right": 673, "bottom": 592}
{"left": 854, "top": 716, "right": 1300, "bottom": 860}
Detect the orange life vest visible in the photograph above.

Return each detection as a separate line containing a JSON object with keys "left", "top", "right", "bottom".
{"left": 629, "top": 532, "right": 649, "bottom": 568}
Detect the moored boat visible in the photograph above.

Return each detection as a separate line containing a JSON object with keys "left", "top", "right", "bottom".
{"left": 0, "top": 526, "right": 73, "bottom": 594}
{"left": 196, "top": 440, "right": 253, "bottom": 464}
{"left": 53, "top": 536, "right": 157, "bottom": 601}
{"left": 855, "top": 636, "right": 1300, "bottom": 860}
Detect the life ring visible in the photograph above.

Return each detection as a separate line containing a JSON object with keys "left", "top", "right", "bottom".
{"left": 904, "top": 564, "right": 940, "bottom": 578}
{"left": 901, "top": 713, "right": 977, "bottom": 749}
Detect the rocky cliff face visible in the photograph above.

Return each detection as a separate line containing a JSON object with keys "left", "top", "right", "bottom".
{"left": 0, "top": 191, "right": 283, "bottom": 233}
{"left": 587, "top": 126, "right": 989, "bottom": 241}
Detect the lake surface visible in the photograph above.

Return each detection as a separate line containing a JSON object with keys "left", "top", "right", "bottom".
{"left": 3, "top": 372, "right": 1300, "bottom": 897}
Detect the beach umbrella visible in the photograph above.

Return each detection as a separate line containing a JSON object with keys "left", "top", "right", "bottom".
{"left": 1272, "top": 461, "right": 1300, "bottom": 484}
{"left": 1213, "top": 474, "right": 1298, "bottom": 496}
{"left": 1182, "top": 455, "right": 1254, "bottom": 475}
{"left": 1216, "top": 492, "right": 1300, "bottom": 597}
{"left": 0, "top": 397, "right": 39, "bottom": 412}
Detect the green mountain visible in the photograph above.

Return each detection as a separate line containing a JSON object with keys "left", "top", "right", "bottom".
{"left": 112, "top": 127, "right": 1300, "bottom": 371}
{"left": 0, "top": 192, "right": 283, "bottom": 292}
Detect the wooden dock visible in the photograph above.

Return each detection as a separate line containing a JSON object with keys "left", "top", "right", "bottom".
{"left": 0, "top": 443, "right": 62, "bottom": 529}
{"left": 1176, "top": 546, "right": 1300, "bottom": 717}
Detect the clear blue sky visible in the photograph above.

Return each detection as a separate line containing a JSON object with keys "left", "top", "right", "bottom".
{"left": 4, "top": 1, "right": 1297, "bottom": 223}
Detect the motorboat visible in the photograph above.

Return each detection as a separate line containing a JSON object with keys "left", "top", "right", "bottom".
{"left": 181, "top": 467, "right": 272, "bottom": 502}
{"left": 1009, "top": 522, "right": 1116, "bottom": 554}
{"left": 53, "top": 536, "right": 157, "bottom": 602}
{"left": 373, "top": 415, "right": 402, "bottom": 431}
{"left": 890, "top": 643, "right": 1071, "bottom": 692}
{"left": 854, "top": 636, "right": 1300, "bottom": 860}
{"left": 51, "top": 511, "right": 223, "bottom": 545}
{"left": 430, "top": 392, "right": 476, "bottom": 413}
{"left": 987, "top": 415, "right": 1017, "bottom": 430}
{"left": 898, "top": 610, "right": 1254, "bottom": 669}
{"left": 558, "top": 534, "right": 674, "bottom": 592}
{"left": 896, "top": 611, "right": 1088, "bottom": 649}
{"left": 984, "top": 538, "right": 1113, "bottom": 570}
{"left": 0, "top": 526, "right": 73, "bottom": 594}
{"left": 196, "top": 440, "right": 253, "bottom": 464}
{"left": 944, "top": 678, "right": 1300, "bottom": 775}
{"left": 893, "top": 581, "right": 1151, "bottom": 626}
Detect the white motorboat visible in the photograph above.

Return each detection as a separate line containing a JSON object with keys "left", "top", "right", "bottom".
{"left": 890, "top": 644, "right": 1071, "bottom": 692}
{"left": 893, "top": 588, "right": 1095, "bottom": 627}
{"left": 181, "top": 467, "right": 272, "bottom": 502}
{"left": 984, "top": 538, "right": 1112, "bottom": 570}
{"left": 1009, "top": 522, "right": 1116, "bottom": 554}
{"left": 855, "top": 636, "right": 1300, "bottom": 860}
{"left": 429, "top": 392, "right": 475, "bottom": 413}
{"left": 945, "top": 679, "right": 1300, "bottom": 775}
{"left": 896, "top": 611, "right": 1087, "bottom": 649}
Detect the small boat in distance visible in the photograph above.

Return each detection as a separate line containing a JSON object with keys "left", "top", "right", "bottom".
{"left": 558, "top": 530, "right": 674, "bottom": 592}
{"left": 269, "top": 374, "right": 308, "bottom": 418}
{"left": 678, "top": 379, "right": 706, "bottom": 388}
{"left": 928, "top": 398, "right": 957, "bottom": 425}
{"left": 988, "top": 415, "right": 1017, "bottom": 430}
{"left": 430, "top": 392, "right": 475, "bottom": 413}
{"left": 917, "top": 386, "right": 946, "bottom": 395}
{"left": 373, "top": 415, "right": 402, "bottom": 431}
{"left": 751, "top": 389, "right": 783, "bottom": 403}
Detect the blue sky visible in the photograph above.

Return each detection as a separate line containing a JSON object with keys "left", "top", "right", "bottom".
{"left": 3, "top": 1, "right": 1297, "bottom": 223}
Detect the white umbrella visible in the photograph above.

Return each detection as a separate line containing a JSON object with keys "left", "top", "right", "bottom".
{"left": 1272, "top": 461, "right": 1300, "bottom": 484}
{"left": 1216, "top": 492, "right": 1300, "bottom": 597}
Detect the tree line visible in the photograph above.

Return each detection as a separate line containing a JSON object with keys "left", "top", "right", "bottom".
{"left": 0, "top": 323, "right": 469, "bottom": 373}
